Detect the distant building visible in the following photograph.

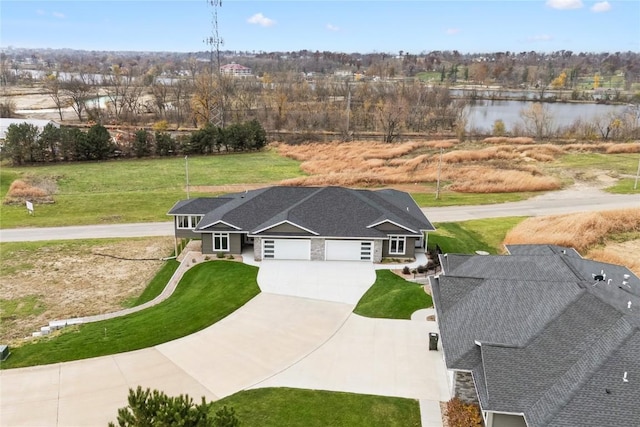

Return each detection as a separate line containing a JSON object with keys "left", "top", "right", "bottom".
{"left": 0, "top": 118, "right": 60, "bottom": 140}
{"left": 219, "top": 63, "right": 252, "bottom": 77}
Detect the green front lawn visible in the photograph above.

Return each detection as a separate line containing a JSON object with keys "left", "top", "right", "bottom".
{"left": 209, "top": 388, "right": 421, "bottom": 427}
{"left": 354, "top": 270, "right": 432, "bottom": 319}
{"left": 0, "top": 151, "right": 303, "bottom": 228}
{"left": 429, "top": 217, "right": 526, "bottom": 254}
{"left": 1, "top": 261, "right": 260, "bottom": 369}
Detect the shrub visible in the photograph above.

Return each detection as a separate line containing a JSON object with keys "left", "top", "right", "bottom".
{"left": 492, "top": 119, "right": 506, "bottom": 137}
{"left": 445, "top": 397, "right": 483, "bottom": 427}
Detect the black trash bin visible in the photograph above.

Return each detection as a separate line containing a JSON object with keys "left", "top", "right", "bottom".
{"left": 428, "top": 332, "right": 439, "bottom": 351}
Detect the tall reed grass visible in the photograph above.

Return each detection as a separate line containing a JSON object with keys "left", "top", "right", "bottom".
{"left": 503, "top": 209, "right": 640, "bottom": 253}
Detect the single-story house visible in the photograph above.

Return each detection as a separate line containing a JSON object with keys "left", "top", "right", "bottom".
{"left": 167, "top": 186, "right": 435, "bottom": 262}
{"left": 430, "top": 244, "right": 640, "bottom": 427}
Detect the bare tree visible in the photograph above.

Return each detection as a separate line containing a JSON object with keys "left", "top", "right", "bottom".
{"left": 62, "top": 77, "right": 91, "bottom": 122}
{"left": 520, "top": 103, "right": 554, "bottom": 139}
{"left": 44, "top": 73, "right": 66, "bottom": 121}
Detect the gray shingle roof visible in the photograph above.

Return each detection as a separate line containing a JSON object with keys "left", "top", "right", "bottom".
{"left": 167, "top": 197, "right": 234, "bottom": 215}
{"left": 430, "top": 248, "right": 640, "bottom": 427}
{"left": 180, "top": 186, "right": 433, "bottom": 238}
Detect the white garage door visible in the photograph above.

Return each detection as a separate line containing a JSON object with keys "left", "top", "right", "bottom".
{"left": 325, "top": 240, "right": 373, "bottom": 261}
{"left": 263, "top": 239, "right": 311, "bottom": 260}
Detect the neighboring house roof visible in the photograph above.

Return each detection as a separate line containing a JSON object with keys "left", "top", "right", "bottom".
{"left": 0, "top": 118, "right": 59, "bottom": 140}
{"left": 430, "top": 245, "right": 640, "bottom": 427}
{"left": 168, "top": 186, "right": 435, "bottom": 238}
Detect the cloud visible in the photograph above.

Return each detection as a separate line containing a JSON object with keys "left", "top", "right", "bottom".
{"left": 527, "top": 34, "right": 554, "bottom": 42}
{"left": 36, "top": 9, "right": 46, "bottom": 15}
{"left": 446, "top": 28, "right": 460, "bottom": 35}
{"left": 52, "top": 12, "right": 65, "bottom": 19}
{"left": 546, "top": 0, "right": 583, "bottom": 9}
{"left": 247, "top": 13, "right": 275, "bottom": 27}
{"left": 591, "top": 1, "right": 611, "bottom": 12}
{"left": 326, "top": 23, "right": 340, "bottom": 32}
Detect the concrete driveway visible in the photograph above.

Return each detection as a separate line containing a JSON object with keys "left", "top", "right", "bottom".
{"left": 1, "top": 294, "right": 354, "bottom": 427}
{"left": 257, "top": 260, "right": 376, "bottom": 304}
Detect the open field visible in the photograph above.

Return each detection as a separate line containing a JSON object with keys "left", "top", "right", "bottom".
{"left": 0, "top": 237, "right": 175, "bottom": 343}
{"left": 2, "top": 138, "right": 638, "bottom": 228}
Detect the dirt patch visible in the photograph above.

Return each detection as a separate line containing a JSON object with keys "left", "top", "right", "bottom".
{"left": 0, "top": 237, "right": 174, "bottom": 344}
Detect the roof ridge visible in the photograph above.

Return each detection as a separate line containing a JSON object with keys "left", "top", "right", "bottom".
{"left": 525, "top": 316, "right": 635, "bottom": 427}
{"left": 250, "top": 186, "right": 324, "bottom": 233}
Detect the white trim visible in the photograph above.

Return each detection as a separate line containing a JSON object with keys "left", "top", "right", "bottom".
{"left": 388, "top": 235, "right": 406, "bottom": 255}
{"left": 252, "top": 220, "right": 319, "bottom": 236}
{"left": 198, "top": 220, "right": 241, "bottom": 231}
{"left": 176, "top": 215, "right": 203, "bottom": 229}
{"left": 367, "top": 219, "right": 417, "bottom": 234}
{"left": 212, "top": 232, "right": 230, "bottom": 252}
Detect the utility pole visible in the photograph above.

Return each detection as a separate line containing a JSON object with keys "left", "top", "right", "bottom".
{"left": 634, "top": 156, "right": 640, "bottom": 191}
{"left": 435, "top": 147, "right": 443, "bottom": 200}
{"left": 185, "top": 155, "right": 190, "bottom": 199}
{"left": 345, "top": 85, "right": 351, "bottom": 138}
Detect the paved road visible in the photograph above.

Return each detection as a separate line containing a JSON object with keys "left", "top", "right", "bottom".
{"left": 424, "top": 185, "right": 638, "bottom": 222}
{"left": 1, "top": 186, "right": 637, "bottom": 242}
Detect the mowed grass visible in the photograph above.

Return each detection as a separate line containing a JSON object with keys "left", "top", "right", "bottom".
{"left": 122, "top": 260, "right": 181, "bottom": 308}
{"left": 209, "top": 388, "right": 421, "bottom": 427}
{"left": 0, "top": 151, "right": 303, "bottom": 228}
{"left": 429, "top": 217, "right": 526, "bottom": 254}
{"left": 1, "top": 261, "right": 260, "bottom": 369}
{"left": 354, "top": 270, "right": 432, "bottom": 319}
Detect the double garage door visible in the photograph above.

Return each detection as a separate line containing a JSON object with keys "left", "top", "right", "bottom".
{"left": 263, "top": 239, "right": 372, "bottom": 261}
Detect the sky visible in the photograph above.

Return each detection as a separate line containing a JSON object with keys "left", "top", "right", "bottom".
{"left": 2, "top": 0, "right": 639, "bottom": 54}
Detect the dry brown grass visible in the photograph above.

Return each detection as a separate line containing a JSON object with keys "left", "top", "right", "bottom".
{"left": 483, "top": 136, "right": 535, "bottom": 144}
{"left": 276, "top": 140, "right": 566, "bottom": 192}
{"left": 562, "top": 142, "right": 613, "bottom": 153}
{"left": 0, "top": 237, "right": 175, "bottom": 343}
{"left": 586, "top": 242, "right": 640, "bottom": 277}
{"left": 606, "top": 142, "right": 640, "bottom": 154}
{"left": 503, "top": 209, "right": 640, "bottom": 253}
{"left": 441, "top": 147, "right": 519, "bottom": 164}
{"left": 7, "top": 180, "right": 48, "bottom": 198}
{"left": 449, "top": 167, "right": 561, "bottom": 193}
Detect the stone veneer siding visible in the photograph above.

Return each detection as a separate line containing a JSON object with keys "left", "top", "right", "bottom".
{"left": 254, "top": 237, "right": 262, "bottom": 261}
{"left": 310, "top": 238, "right": 325, "bottom": 261}
{"left": 454, "top": 371, "right": 480, "bottom": 405}
{"left": 373, "top": 240, "right": 383, "bottom": 262}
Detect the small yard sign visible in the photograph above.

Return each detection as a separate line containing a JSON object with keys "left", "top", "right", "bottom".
{"left": 26, "top": 200, "right": 34, "bottom": 215}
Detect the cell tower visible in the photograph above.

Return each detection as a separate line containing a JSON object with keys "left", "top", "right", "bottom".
{"left": 205, "top": 0, "right": 224, "bottom": 128}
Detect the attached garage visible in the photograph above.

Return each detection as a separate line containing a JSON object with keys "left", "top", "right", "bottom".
{"left": 325, "top": 240, "right": 373, "bottom": 261}
{"left": 263, "top": 239, "right": 311, "bottom": 260}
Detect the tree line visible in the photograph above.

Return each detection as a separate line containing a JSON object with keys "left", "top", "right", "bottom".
{"left": 1, "top": 119, "right": 267, "bottom": 165}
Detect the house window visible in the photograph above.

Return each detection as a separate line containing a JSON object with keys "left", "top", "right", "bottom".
{"left": 190, "top": 216, "right": 202, "bottom": 228}
{"left": 213, "top": 233, "right": 230, "bottom": 252}
{"left": 389, "top": 236, "right": 406, "bottom": 255}
{"left": 177, "top": 215, "right": 202, "bottom": 229}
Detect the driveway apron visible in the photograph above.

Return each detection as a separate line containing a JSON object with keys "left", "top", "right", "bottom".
{"left": 257, "top": 260, "right": 376, "bottom": 304}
